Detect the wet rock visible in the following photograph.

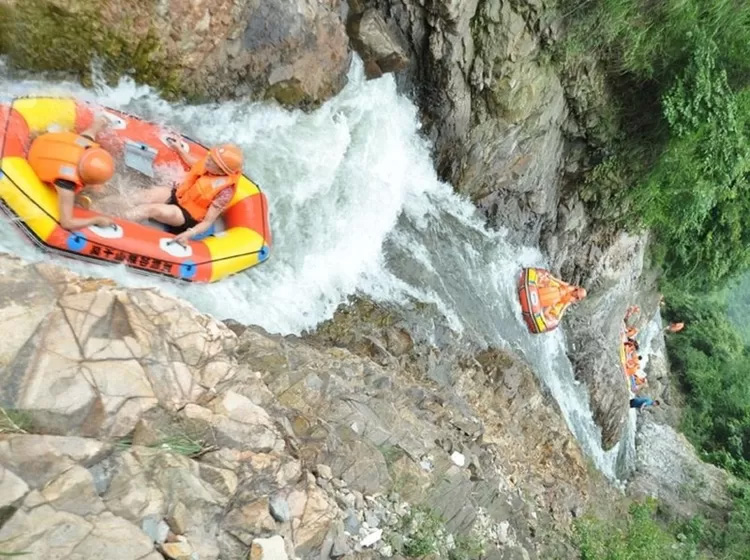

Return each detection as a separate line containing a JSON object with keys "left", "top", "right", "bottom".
{"left": 347, "top": 8, "right": 408, "bottom": 79}
{"left": 2, "top": 0, "right": 351, "bottom": 106}
{"left": 564, "top": 232, "right": 649, "bottom": 448}
{"left": 250, "top": 535, "right": 288, "bottom": 560}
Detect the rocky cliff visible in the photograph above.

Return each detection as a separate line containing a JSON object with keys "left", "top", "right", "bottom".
{"left": 0, "top": 0, "right": 351, "bottom": 105}
{"left": 352, "top": 0, "right": 651, "bottom": 447}
{"left": 0, "top": 253, "right": 628, "bottom": 559}
{"left": 0, "top": 0, "right": 660, "bottom": 447}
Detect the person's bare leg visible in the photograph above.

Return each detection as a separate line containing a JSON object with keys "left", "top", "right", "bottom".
{"left": 128, "top": 203, "right": 185, "bottom": 227}
{"left": 126, "top": 186, "right": 177, "bottom": 223}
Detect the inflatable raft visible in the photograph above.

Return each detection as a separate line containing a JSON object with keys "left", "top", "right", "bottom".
{"left": 518, "top": 267, "right": 586, "bottom": 334}
{"left": 0, "top": 97, "right": 271, "bottom": 282}
{"left": 518, "top": 267, "right": 561, "bottom": 334}
{"left": 620, "top": 326, "right": 644, "bottom": 391}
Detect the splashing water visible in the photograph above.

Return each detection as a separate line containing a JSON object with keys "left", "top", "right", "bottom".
{"left": 0, "top": 58, "right": 631, "bottom": 479}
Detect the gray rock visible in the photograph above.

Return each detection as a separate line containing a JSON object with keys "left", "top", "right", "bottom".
{"left": 315, "top": 464, "right": 334, "bottom": 480}
{"left": 629, "top": 419, "right": 731, "bottom": 518}
{"left": 141, "top": 514, "right": 170, "bottom": 544}
{"left": 330, "top": 526, "right": 350, "bottom": 558}
{"left": 269, "top": 495, "right": 291, "bottom": 523}
{"left": 335, "top": 492, "right": 356, "bottom": 510}
{"left": 349, "top": 491, "right": 363, "bottom": 510}
{"left": 347, "top": 8, "right": 408, "bottom": 79}
{"left": 344, "top": 510, "right": 361, "bottom": 534}
{"left": 364, "top": 510, "right": 380, "bottom": 528}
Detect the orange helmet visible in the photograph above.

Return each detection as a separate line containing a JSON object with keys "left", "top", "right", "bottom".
{"left": 78, "top": 147, "right": 114, "bottom": 185}
{"left": 209, "top": 144, "right": 243, "bottom": 174}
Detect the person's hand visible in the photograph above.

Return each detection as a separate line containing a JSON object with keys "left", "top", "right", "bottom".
{"left": 173, "top": 229, "right": 193, "bottom": 245}
{"left": 165, "top": 135, "right": 189, "bottom": 155}
{"left": 92, "top": 216, "right": 114, "bottom": 228}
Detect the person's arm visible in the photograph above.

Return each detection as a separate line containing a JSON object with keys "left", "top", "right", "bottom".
{"left": 80, "top": 115, "right": 110, "bottom": 141}
{"left": 57, "top": 186, "right": 112, "bottom": 229}
{"left": 165, "top": 137, "right": 199, "bottom": 166}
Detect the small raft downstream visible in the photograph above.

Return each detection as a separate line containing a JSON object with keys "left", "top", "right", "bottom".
{"left": 518, "top": 267, "right": 585, "bottom": 334}
{"left": 0, "top": 97, "right": 271, "bottom": 282}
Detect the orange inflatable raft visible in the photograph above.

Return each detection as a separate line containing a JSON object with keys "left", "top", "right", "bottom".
{"left": 518, "top": 267, "right": 585, "bottom": 334}
{"left": 620, "top": 325, "right": 645, "bottom": 391}
{"left": 0, "top": 97, "right": 271, "bottom": 282}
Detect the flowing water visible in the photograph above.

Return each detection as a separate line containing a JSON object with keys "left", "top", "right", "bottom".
{"left": 0, "top": 59, "right": 636, "bottom": 480}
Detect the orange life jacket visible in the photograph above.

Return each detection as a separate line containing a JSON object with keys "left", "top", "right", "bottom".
{"left": 175, "top": 156, "right": 239, "bottom": 221}
{"left": 545, "top": 301, "right": 569, "bottom": 321}
{"left": 27, "top": 132, "right": 97, "bottom": 194}
{"left": 537, "top": 285, "right": 562, "bottom": 308}
{"left": 538, "top": 284, "right": 576, "bottom": 309}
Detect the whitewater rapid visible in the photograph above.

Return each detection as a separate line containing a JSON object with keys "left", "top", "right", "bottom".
{"left": 0, "top": 59, "right": 629, "bottom": 480}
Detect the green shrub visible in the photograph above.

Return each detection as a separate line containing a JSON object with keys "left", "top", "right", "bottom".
{"left": 560, "top": 0, "right": 750, "bottom": 290}
{"left": 574, "top": 500, "right": 686, "bottom": 560}
{"left": 662, "top": 290, "right": 750, "bottom": 478}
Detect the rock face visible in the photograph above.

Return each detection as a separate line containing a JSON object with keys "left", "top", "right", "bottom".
{"left": 563, "top": 232, "right": 651, "bottom": 449}
{"left": 0, "top": 253, "right": 616, "bottom": 559}
{"left": 628, "top": 419, "right": 732, "bottom": 519}
{"left": 1, "top": 0, "right": 351, "bottom": 105}
{"left": 347, "top": 8, "right": 409, "bottom": 79}
{"left": 366, "top": 0, "right": 568, "bottom": 245}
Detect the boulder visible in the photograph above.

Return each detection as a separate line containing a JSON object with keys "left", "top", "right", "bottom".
{"left": 347, "top": 8, "right": 408, "bottom": 79}
{"left": 629, "top": 419, "right": 732, "bottom": 518}
{"left": 2, "top": 0, "right": 351, "bottom": 106}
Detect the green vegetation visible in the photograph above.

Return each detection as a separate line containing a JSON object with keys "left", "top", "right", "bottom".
{"left": 662, "top": 289, "right": 750, "bottom": 479}
{"left": 0, "top": 408, "right": 32, "bottom": 434}
{"left": 560, "top": 0, "right": 750, "bottom": 290}
{"left": 574, "top": 500, "right": 687, "bottom": 560}
{"left": 575, "top": 493, "right": 750, "bottom": 560}
{"left": 387, "top": 506, "right": 485, "bottom": 560}
{"left": 0, "top": 0, "right": 184, "bottom": 98}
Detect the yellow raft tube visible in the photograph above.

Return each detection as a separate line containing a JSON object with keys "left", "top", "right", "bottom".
{"left": 0, "top": 97, "right": 271, "bottom": 282}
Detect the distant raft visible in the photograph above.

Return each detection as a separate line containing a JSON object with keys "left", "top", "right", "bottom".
{"left": 620, "top": 324, "right": 645, "bottom": 391}
{"left": 518, "top": 267, "right": 586, "bottom": 334}
{"left": 0, "top": 97, "right": 271, "bottom": 282}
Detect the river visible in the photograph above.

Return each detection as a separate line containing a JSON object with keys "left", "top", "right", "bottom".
{"left": 0, "top": 58, "right": 640, "bottom": 480}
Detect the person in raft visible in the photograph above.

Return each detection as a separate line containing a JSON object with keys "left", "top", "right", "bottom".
{"left": 537, "top": 273, "right": 587, "bottom": 323}
{"left": 27, "top": 116, "right": 115, "bottom": 230}
{"left": 629, "top": 396, "right": 659, "bottom": 411}
{"left": 127, "top": 140, "right": 242, "bottom": 244}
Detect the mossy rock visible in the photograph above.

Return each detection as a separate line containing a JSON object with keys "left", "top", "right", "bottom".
{"left": 1, "top": 0, "right": 187, "bottom": 99}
